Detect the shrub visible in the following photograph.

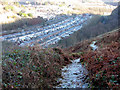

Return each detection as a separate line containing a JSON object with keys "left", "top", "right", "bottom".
{"left": 14, "top": 2, "right": 19, "bottom": 6}
{"left": 18, "top": 11, "right": 23, "bottom": 16}
{"left": 79, "top": 32, "right": 120, "bottom": 88}
{"left": 7, "top": 15, "right": 17, "bottom": 19}
{"left": 22, "top": 13, "right": 28, "bottom": 17}
{"left": 4, "top": 6, "right": 9, "bottom": 11}
{"left": 21, "top": 5, "right": 25, "bottom": 8}
{"left": 27, "top": 13, "right": 33, "bottom": 17}
{"left": 4, "top": 6, "right": 14, "bottom": 11}
{"left": 18, "top": 11, "right": 28, "bottom": 17}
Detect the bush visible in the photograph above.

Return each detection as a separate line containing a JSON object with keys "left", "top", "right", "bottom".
{"left": 7, "top": 15, "right": 17, "bottom": 19}
{"left": 27, "top": 13, "right": 33, "bottom": 17}
{"left": 44, "top": 2, "right": 49, "bottom": 5}
{"left": 4, "top": 6, "right": 14, "bottom": 11}
{"left": 18, "top": 11, "right": 28, "bottom": 17}
{"left": 79, "top": 30, "right": 120, "bottom": 88}
{"left": 14, "top": 2, "right": 19, "bottom": 6}
{"left": 21, "top": 5, "right": 25, "bottom": 8}
{"left": 22, "top": 13, "right": 28, "bottom": 17}
{"left": 18, "top": 11, "right": 23, "bottom": 16}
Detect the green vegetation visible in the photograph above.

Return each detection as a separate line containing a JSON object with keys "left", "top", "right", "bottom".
{"left": 54, "top": 6, "right": 119, "bottom": 48}
{"left": 2, "top": 16, "right": 45, "bottom": 31}
{"left": 68, "top": 29, "right": 120, "bottom": 88}
{"left": 59, "top": 2, "right": 66, "bottom": 7}
{"left": 18, "top": 11, "right": 28, "bottom": 17}
{"left": 2, "top": 29, "right": 119, "bottom": 88}
{"left": 2, "top": 46, "right": 71, "bottom": 88}
{"left": 4, "top": 5, "right": 14, "bottom": 11}
{"left": 27, "top": 13, "right": 33, "bottom": 17}
{"left": 7, "top": 15, "right": 17, "bottom": 19}
{"left": 44, "top": 2, "right": 49, "bottom": 5}
{"left": 13, "top": 2, "right": 19, "bottom": 6}
{"left": 18, "top": 11, "right": 33, "bottom": 18}
{"left": 21, "top": 5, "right": 25, "bottom": 8}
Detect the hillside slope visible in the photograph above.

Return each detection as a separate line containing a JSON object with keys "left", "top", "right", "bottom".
{"left": 67, "top": 28, "right": 120, "bottom": 88}
{"left": 53, "top": 5, "right": 119, "bottom": 48}
{"left": 2, "top": 27, "right": 120, "bottom": 88}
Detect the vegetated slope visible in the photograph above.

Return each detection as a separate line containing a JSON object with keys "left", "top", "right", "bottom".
{"left": 2, "top": 46, "right": 71, "bottom": 88}
{"left": 54, "top": 5, "right": 119, "bottom": 48}
{"left": 67, "top": 28, "right": 120, "bottom": 88}
{"left": 0, "top": 2, "right": 45, "bottom": 31}
{"left": 2, "top": 28, "right": 120, "bottom": 88}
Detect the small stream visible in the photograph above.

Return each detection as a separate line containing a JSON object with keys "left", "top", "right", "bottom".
{"left": 55, "top": 58, "right": 89, "bottom": 88}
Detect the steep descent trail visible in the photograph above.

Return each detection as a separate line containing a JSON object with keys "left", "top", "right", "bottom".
{"left": 55, "top": 58, "right": 89, "bottom": 88}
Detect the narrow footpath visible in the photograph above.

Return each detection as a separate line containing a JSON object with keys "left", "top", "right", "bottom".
{"left": 56, "top": 58, "right": 89, "bottom": 88}
{"left": 55, "top": 41, "right": 99, "bottom": 88}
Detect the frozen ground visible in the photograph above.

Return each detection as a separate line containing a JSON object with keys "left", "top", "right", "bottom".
{"left": 90, "top": 41, "right": 98, "bottom": 50}
{"left": 55, "top": 58, "right": 89, "bottom": 88}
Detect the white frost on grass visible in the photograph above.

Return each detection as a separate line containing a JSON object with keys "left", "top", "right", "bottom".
{"left": 56, "top": 58, "right": 89, "bottom": 88}
{"left": 90, "top": 41, "right": 98, "bottom": 51}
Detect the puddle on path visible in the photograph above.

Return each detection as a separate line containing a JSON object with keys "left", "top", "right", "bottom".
{"left": 55, "top": 58, "right": 89, "bottom": 88}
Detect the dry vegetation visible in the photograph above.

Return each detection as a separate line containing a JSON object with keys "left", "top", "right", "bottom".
{"left": 2, "top": 28, "right": 120, "bottom": 88}
{"left": 2, "top": 46, "right": 71, "bottom": 88}
{"left": 1, "top": 2, "right": 120, "bottom": 89}
{"left": 72, "top": 6, "right": 114, "bottom": 15}
{"left": 2, "top": 17, "right": 45, "bottom": 31}
{"left": 68, "top": 29, "right": 120, "bottom": 88}
{"left": 0, "top": 2, "right": 45, "bottom": 31}
{"left": 54, "top": 5, "right": 119, "bottom": 48}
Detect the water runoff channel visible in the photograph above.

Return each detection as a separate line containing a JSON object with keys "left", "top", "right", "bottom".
{"left": 55, "top": 41, "right": 98, "bottom": 88}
